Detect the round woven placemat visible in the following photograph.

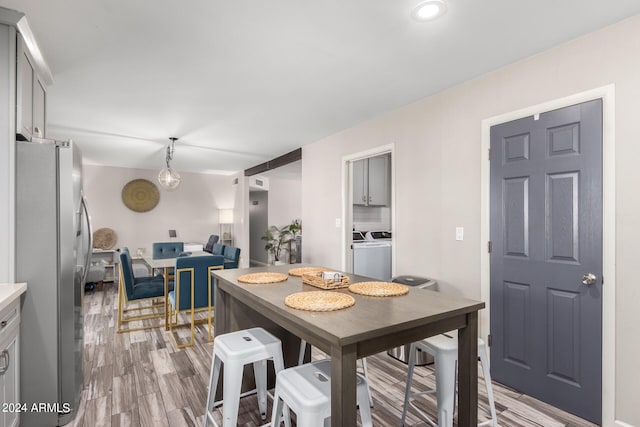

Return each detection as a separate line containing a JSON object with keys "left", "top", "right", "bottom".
{"left": 288, "top": 266, "right": 329, "bottom": 277}
{"left": 285, "top": 291, "right": 355, "bottom": 312}
{"left": 348, "top": 281, "right": 409, "bottom": 297}
{"left": 121, "top": 179, "right": 160, "bottom": 212}
{"left": 93, "top": 228, "right": 117, "bottom": 250}
{"left": 237, "top": 272, "right": 288, "bottom": 284}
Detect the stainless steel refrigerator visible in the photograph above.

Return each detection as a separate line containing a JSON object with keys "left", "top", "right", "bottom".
{"left": 16, "top": 138, "right": 92, "bottom": 426}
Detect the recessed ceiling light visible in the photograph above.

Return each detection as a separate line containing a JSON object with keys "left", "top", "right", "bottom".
{"left": 412, "top": 0, "right": 447, "bottom": 22}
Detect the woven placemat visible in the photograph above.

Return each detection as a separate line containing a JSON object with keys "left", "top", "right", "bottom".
{"left": 237, "top": 272, "right": 288, "bottom": 284}
{"left": 348, "top": 281, "right": 409, "bottom": 297}
{"left": 285, "top": 291, "right": 355, "bottom": 312}
{"left": 288, "top": 266, "right": 329, "bottom": 277}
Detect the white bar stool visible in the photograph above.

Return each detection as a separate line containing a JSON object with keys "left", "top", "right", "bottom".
{"left": 299, "top": 339, "right": 374, "bottom": 407}
{"left": 271, "top": 359, "right": 373, "bottom": 427}
{"left": 204, "top": 327, "right": 286, "bottom": 427}
{"left": 400, "top": 332, "right": 497, "bottom": 427}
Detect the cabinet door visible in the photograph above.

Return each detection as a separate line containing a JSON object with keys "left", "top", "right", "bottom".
{"left": 33, "top": 77, "right": 46, "bottom": 138}
{"left": 16, "top": 37, "right": 34, "bottom": 140}
{"left": 0, "top": 333, "right": 19, "bottom": 427}
{"left": 367, "top": 154, "right": 390, "bottom": 206}
{"left": 352, "top": 159, "right": 368, "bottom": 206}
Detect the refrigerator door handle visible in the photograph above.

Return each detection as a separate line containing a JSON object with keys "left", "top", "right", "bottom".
{"left": 80, "top": 193, "right": 93, "bottom": 285}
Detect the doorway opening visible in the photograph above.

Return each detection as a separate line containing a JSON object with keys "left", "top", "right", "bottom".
{"left": 249, "top": 189, "right": 268, "bottom": 266}
{"left": 247, "top": 160, "right": 302, "bottom": 267}
{"left": 341, "top": 144, "right": 395, "bottom": 277}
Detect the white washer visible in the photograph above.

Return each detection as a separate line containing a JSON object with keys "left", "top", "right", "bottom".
{"left": 353, "top": 239, "right": 392, "bottom": 281}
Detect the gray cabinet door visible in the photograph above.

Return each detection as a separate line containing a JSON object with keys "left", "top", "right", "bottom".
{"left": 352, "top": 158, "right": 367, "bottom": 206}
{"left": 16, "top": 36, "right": 34, "bottom": 140}
{"left": 490, "top": 99, "right": 602, "bottom": 424}
{"left": 367, "top": 154, "right": 389, "bottom": 206}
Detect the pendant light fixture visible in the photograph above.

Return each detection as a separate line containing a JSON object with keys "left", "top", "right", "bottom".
{"left": 158, "top": 137, "right": 181, "bottom": 191}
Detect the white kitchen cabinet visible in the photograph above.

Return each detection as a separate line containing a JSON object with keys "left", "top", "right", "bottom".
{"left": 33, "top": 77, "right": 46, "bottom": 138}
{"left": 16, "top": 33, "right": 46, "bottom": 141}
{"left": 353, "top": 153, "right": 390, "bottom": 207}
{"left": 0, "top": 297, "right": 20, "bottom": 427}
{"left": 91, "top": 249, "right": 118, "bottom": 283}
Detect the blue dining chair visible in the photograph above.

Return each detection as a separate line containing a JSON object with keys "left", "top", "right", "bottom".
{"left": 152, "top": 242, "right": 184, "bottom": 259}
{"left": 168, "top": 255, "right": 225, "bottom": 348}
{"left": 117, "top": 247, "right": 166, "bottom": 333}
{"left": 222, "top": 246, "right": 241, "bottom": 269}
{"left": 203, "top": 234, "right": 219, "bottom": 253}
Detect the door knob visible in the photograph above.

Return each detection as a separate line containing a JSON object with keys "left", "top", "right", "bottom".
{"left": 581, "top": 273, "right": 597, "bottom": 286}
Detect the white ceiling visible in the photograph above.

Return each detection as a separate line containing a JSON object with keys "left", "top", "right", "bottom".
{"left": 2, "top": 1, "right": 639, "bottom": 175}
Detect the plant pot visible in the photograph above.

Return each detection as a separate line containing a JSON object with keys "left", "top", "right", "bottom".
{"left": 274, "top": 260, "right": 286, "bottom": 266}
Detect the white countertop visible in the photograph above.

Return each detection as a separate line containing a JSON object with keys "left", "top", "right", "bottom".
{"left": 0, "top": 283, "right": 27, "bottom": 312}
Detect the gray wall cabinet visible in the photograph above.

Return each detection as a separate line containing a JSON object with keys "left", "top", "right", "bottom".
{"left": 353, "top": 153, "right": 390, "bottom": 207}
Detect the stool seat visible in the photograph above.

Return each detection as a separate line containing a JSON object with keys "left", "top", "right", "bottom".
{"left": 401, "top": 332, "right": 497, "bottom": 427}
{"left": 205, "top": 328, "right": 286, "bottom": 427}
{"left": 271, "top": 359, "right": 373, "bottom": 427}
{"left": 214, "top": 327, "right": 283, "bottom": 362}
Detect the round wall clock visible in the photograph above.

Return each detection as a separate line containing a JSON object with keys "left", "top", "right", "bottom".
{"left": 121, "top": 179, "right": 160, "bottom": 212}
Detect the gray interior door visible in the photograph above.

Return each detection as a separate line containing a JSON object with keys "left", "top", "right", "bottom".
{"left": 489, "top": 99, "right": 602, "bottom": 424}
{"left": 249, "top": 190, "right": 268, "bottom": 265}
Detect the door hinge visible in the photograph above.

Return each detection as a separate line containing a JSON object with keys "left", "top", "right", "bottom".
{"left": 488, "top": 148, "right": 491, "bottom": 161}
{"left": 487, "top": 241, "right": 492, "bottom": 253}
{"left": 601, "top": 275, "right": 604, "bottom": 286}
{"left": 488, "top": 334, "right": 492, "bottom": 347}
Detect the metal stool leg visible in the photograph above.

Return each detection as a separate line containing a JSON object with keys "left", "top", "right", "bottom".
{"left": 400, "top": 342, "right": 418, "bottom": 426}
{"left": 253, "top": 359, "right": 268, "bottom": 420}
{"left": 204, "top": 355, "right": 222, "bottom": 427}
{"left": 221, "top": 359, "right": 243, "bottom": 427}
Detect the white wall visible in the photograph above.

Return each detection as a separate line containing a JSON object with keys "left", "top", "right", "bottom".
{"left": 267, "top": 176, "right": 302, "bottom": 228}
{"left": 302, "top": 16, "right": 640, "bottom": 426}
{"left": 83, "top": 165, "right": 235, "bottom": 255}
{"left": 353, "top": 205, "right": 391, "bottom": 232}
{"left": 0, "top": 25, "right": 14, "bottom": 282}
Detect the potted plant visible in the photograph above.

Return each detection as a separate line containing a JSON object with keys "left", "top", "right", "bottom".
{"left": 286, "top": 219, "right": 302, "bottom": 263}
{"left": 261, "top": 225, "right": 292, "bottom": 265}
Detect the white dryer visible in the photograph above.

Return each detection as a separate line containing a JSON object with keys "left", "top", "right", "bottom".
{"left": 352, "top": 231, "right": 392, "bottom": 281}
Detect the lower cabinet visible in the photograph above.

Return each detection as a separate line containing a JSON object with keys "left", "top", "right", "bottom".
{"left": 0, "top": 299, "right": 20, "bottom": 427}
{"left": 91, "top": 249, "right": 118, "bottom": 283}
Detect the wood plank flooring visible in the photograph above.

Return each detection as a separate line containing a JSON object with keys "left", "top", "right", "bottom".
{"left": 66, "top": 283, "right": 599, "bottom": 427}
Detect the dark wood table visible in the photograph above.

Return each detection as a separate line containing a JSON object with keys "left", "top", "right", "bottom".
{"left": 213, "top": 265, "right": 484, "bottom": 426}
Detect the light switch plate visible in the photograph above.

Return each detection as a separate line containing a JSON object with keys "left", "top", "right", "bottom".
{"left": 335, "top": 218, "right": 341, "bottom": 228}
{"left": 456, "top": 227, "right": 464, "bottom": 241}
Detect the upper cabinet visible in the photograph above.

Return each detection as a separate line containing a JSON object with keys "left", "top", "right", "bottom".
{"left": 353, "top": 153, "right": 390, "bottom": 207}
{"left": 16, "top": 33, "right": 47, "bottom": 141}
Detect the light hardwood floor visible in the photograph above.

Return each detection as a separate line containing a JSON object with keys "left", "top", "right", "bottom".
{"left": 67, "top": 282, "right": 599, "bottom": 427}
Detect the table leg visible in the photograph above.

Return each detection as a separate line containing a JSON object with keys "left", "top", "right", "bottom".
{"left": 458, "top": 311, "right": 479, "bottom": 426}
{"left": 330, "top": 343, "right": 357, "bottom": 426}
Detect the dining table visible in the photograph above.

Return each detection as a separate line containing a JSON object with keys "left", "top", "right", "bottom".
{"left": 212, "top": 264, "right": 485, "bottom": 426}
{"left": 142, "top": 250, "right": 214, "bottom": 330}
